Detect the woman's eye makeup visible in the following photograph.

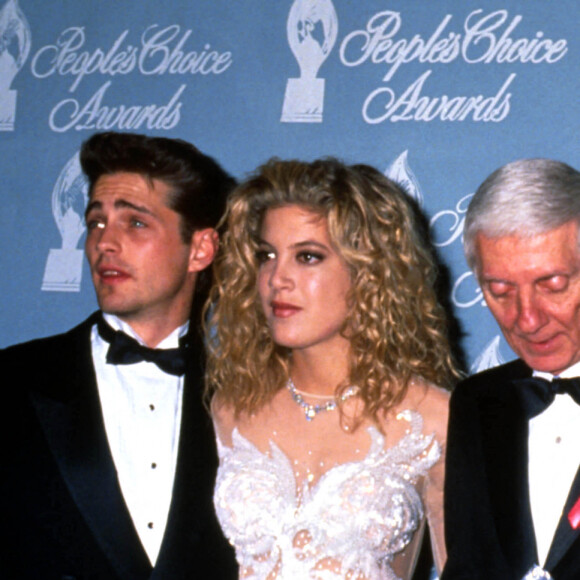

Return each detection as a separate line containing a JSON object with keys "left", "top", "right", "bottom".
{"left": 297, "top": 251, "right": 324, "bottom": 264}
{"left": 256, "top": 248, "right": 275, "bottom": 263}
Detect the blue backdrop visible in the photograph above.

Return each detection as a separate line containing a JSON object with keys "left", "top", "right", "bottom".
{"left": 2, "top": 0, "right": 579, "bottom": 374}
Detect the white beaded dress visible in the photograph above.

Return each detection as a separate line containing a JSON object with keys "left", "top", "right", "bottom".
{"left": 213, "top": 406, "right": 444, "bottom": 580}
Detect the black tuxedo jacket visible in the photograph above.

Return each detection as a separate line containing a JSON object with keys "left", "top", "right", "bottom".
{"left": 441, "top": 359, "right": 580, "bottom": 580}
{"left": 0, "top": 313, "right": 237, "bottom": 580}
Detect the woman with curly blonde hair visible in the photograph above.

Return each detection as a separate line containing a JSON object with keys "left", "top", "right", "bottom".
{"left": 206, "top": 158, "right": 460, "bottom": 580}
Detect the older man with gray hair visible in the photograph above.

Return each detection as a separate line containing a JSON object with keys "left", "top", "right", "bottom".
{"left": 442, "top": 159, "right": 580, "bottom": 580}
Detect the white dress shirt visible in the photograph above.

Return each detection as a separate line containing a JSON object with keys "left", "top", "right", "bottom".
{"left": 528, "top": 362, "right": 580, "bottom": 565}
{"left": 91, "top": 314, "right": 186, "bottom": 564}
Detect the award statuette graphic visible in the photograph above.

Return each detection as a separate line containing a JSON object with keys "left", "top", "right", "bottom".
{"left": 386, "top": 151, "right": 424, "bottom": 207}
{"left": 471, "top": 336, "right": 504, "bottom": 374}
{"left": 41, "top": 154, "right": 89, "bottom": 292}
{"left": 281, "top": 0, "right": 338, "bottom": 123}
{"left": 0, "top": 0, "right": 31, "bottom": 131}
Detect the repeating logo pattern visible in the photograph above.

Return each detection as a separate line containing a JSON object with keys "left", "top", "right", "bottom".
{"left": 470, "top": 335, "right": 505, "bottom": 374}
{"left": 27, "top": 24, "right": 233, "bottom": 132}
{"left": 0, "top": 0, "right": 31, "bottom": 130}
{"left": 41, "top": 153, "right": 89, "bottom": 292}
{"left": 385, "top": 151, "right": 505, "bottom": 373}
{"left": 281, "top": 0, "right": 338, "bottom": 123}
{"left": 385, "top": 150, "right": 423, "bottom": 207}
{"left": 280, "top": 6, "right": 568, "bottom": 125}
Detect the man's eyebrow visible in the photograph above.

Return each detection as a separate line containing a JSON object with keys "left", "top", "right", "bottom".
{"left": 85, "top": 199, "right": 154, "bottom": 219}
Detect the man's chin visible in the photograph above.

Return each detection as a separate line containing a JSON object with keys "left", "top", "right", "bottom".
{"left": 98, "top": 301, "right": 135, "bottom": 318}
{"left": 519, "top": 351, "right": 575, "bottom": 376}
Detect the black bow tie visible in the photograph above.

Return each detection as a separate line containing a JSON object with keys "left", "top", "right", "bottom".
{"left": 513, "top": 376, "right": 580, "bottom": 418}
{"left": 97, "top": 316, "right": 187, "bottom": 376}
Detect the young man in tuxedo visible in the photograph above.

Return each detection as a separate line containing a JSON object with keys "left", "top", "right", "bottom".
{"left": 442, "top": 159, "right": 580, "bottom": 580}
{"left": 0, "top": 131, "right": 238, "bottom": 579}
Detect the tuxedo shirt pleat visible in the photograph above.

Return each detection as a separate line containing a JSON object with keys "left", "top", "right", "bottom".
{"left": 93, "top": 314, "right": 186, "bottom": 564}
{"left": 529, "top": 393, "right": 580, "bottom": 564}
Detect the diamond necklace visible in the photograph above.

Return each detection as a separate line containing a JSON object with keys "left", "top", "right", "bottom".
{"left": 286, "top": 378, "right": 359, "bottom": 421}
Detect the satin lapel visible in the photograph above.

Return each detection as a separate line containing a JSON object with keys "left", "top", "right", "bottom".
{"left": 485, "top": 366, "right": 538, "bottom": 573}
{"left": 545, "top": 464, "right": 580, "bottom": 572}
{"left": 30, "top": 315, "right": 151, "bottom": 580}
{"left": 154, "top": 337, "right": 217, "bottom": 574}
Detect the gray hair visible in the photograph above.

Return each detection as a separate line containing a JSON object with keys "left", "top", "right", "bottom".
{"left": 464, "top": 158, "right": 580, "bottom": 272}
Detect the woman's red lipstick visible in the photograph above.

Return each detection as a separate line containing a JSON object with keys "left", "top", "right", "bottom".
{"left": 270, "top": 301, "right": 302, "bottom": 318}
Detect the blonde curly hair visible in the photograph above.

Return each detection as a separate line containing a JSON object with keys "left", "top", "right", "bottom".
{"left": 205, "top": 158, "right": 459, "bottom": 423}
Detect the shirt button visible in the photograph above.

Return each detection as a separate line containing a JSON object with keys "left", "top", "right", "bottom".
{"left": 151, "top": 462, "right": 157, "bottom": 469}
{"left": 148, "top": 522, "right": 154, "bottom": 529}
{"left": 556, "top": 436, "right": 562, "bottom": 444}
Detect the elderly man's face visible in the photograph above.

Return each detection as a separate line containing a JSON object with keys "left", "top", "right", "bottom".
{"left": 477, "top": 220, "right": 580, "bottom": 375}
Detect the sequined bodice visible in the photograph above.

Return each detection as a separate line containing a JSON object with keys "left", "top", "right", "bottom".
{"left": 214, "top": 410, "right": 440, "bottom": 579}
